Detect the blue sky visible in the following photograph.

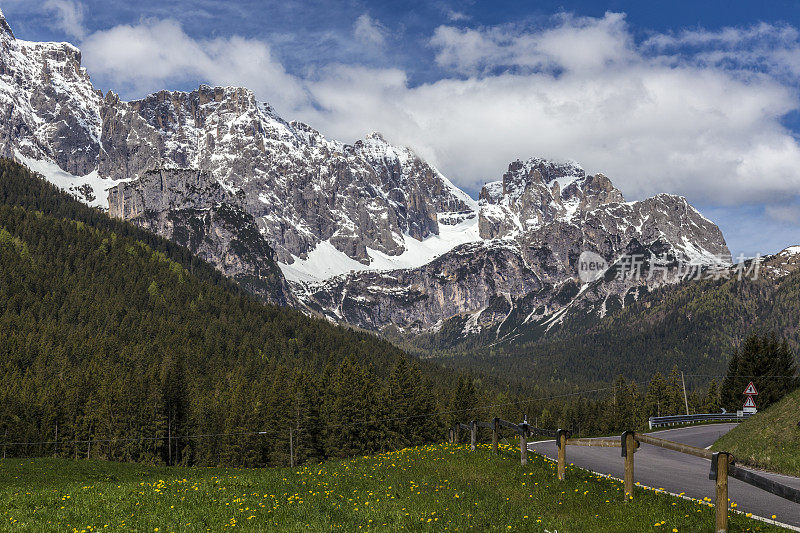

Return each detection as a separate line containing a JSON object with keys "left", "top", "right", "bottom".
{"left": 3, "top": 0, "right": 800, "bottom": 257}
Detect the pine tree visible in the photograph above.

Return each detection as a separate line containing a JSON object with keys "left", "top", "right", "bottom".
{"left": 704, "top": 379, "right": 720, "bottom": 413}
{"left": 644, "top": 372, "right": 666, "bottom": 418}
{"left": 609, "top": 376, "right": 640, "bottom": 431}
{"left": 291, "top": 370, "right": 324, "bottom": 465}
{"left": 161, "top": 353, "right": 188, "bottom": 465}
{"left": 449, "top": 375, "right": 479, "bottom": 426}
{"left": 664, "top": 366, "right": 685, "bottom": 416}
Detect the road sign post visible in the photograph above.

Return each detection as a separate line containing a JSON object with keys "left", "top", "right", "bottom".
{"left": 742, "top": 382, "right": 758, "bottom": 414}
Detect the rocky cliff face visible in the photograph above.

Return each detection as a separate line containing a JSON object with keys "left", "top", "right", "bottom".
{"left": 478, "top": 159, "right": 624, "bottom": 239}
{"left": 100, "top": 88, "right": 474, "bottom": 266}
{"left": 0, "top": 13, "right": 737, "bottom": 340}
{"left": 297, "top": 158, "right": 731, "bottom": 336}
{"left": 0, "top": 9, "right": 14, "bottom": 39}
{"left": 108, "top": 168, "right": 293, "bottom": 305}
{"left": 297, "top": 241, "right": 543, "bottom": 332}
{"left": 0, "top": 14, "right": 103, "bottom": 178}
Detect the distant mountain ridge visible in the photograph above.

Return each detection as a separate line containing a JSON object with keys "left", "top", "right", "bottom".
{"left": 0, "top": 12, "right": 737, "bottom": 340}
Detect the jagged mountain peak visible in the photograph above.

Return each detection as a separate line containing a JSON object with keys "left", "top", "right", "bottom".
{"left": 509, "top": 157, "right": 586, "bottom": 183}
{"left": 491, "top": 157, "right": 598, "bottom": 206}
{"left": 365, "top": 131, "right": 388, "bottom": 142}
{"left": 355, "top": 131, "right": 412, "bottom": 163}
{"left": 0, "top": 7, "right": 14, "bottom": 40}
{"left": 131, "top": 84, "right": 259, "bottom": 110}
{"left": 478, "top": 157, "right": 626, "bottom": 238}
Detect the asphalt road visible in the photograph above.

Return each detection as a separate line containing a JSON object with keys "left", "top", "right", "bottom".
{"left": 529, "top": 424, "right": 800, "bottom": 529}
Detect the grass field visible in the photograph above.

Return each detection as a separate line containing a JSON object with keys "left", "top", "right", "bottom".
{"left": 712, "top": 387, "right": 800, "bottom": 477}
{"left": 0, "top": 443, "right": 789, "bottom": 532}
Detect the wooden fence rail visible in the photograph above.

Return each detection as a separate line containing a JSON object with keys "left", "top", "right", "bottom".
{"left": 451, "top": 421, "right": 800, "bottom": 533}
{"left": 565, "top": 438, "right": 620, "bottom": 447}
{"left": 449, "top": 418, "right": 556, "bottom": 467}
{"left": 634, "top": 432, "right": 718, "bottom": 461}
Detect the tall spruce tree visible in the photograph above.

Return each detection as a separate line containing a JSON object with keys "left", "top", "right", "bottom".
{"left": 664, "top": 366, "right": 685, "bottom": 416}
{"left": 644, "top": 372, "right": 666, "bottom": 418}
{"left": 704, "top": 379, "right": 721, "bottom": 413}
{"left": 449, "top": 375, "right": 479, "bottom": 426}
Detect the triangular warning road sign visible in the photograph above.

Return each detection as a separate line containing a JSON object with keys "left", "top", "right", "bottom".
{"left": 743, "top": 382, "right": 758, "bottom": 395}
{"left": 743, "top": 396, "right": 756, "bottom": 408}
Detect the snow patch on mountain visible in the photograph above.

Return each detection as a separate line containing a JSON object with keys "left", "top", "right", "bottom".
{"left": 15, "top": 151, "right": 130, "bottom": 208}
{"left": 781, "top": 245, "right": 800, "bottom": 256}
{"left": 280, "top": 212, "right": 481, "bottom": 282}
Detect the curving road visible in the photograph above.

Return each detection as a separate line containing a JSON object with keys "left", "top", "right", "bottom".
{"left": 529, "top": 424, "right": 800, "bottom": 530}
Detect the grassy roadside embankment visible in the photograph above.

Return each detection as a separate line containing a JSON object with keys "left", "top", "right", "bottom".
{"left": 712, "top": 387, "right": 800, "bottom": 477}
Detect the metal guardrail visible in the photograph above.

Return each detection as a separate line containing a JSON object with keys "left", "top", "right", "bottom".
{"left": 728, "top": 464, "right": 800, "bottom": 505}
{"left": 648, "top": 412, "right": 752, "bottom": 429}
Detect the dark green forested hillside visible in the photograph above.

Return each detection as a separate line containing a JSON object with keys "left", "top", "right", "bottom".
{"left": 0, "top": 160, "right": 233, "bottom": 290}
{"left": 444, "top": 269, "right": 800, "bottom": 389}
{"left": 0, "top": 160, "right": 487, "bottom": 467}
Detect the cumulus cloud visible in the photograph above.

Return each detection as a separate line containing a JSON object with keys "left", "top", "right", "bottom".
{"left": 299, "top": 13, "right": 800, "bottom": 209}
{"left": 430, "top": 12, "right": 633, "bottom": 74}
{"left": 43, "top": 0, "right": 86, "bottom": 39}
{"left": 445, "top": 9, "right": 470, "bottom": 22}
{"left": 81, "top": 18, "right": 305, "bottom": 111}
{"left": 353, "top": 14, "right": 386, "bottom": 47}
{"left": 77, "top": 12, "right": 800, "bottom": 229}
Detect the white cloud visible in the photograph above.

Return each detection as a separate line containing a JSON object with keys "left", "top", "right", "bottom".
{"left": 445, "top": 9, "right": 470, "bottom": 22}
{"left": 430, "top": 12, "right": 633, "bottom": 74}
{"left": 353, "top": 14, "right": 386, "bottom": 47}
{"left": 43, "top": 0, "right": 86, "bottom": 40}
{"left": 642, "top": 22, "right": 800, "bottom": 82}
{"left": 77, "top": 13, "right": 800, "bottom": 226}
{"left": 80, "top": 18, "right": 305, "bottom": 111}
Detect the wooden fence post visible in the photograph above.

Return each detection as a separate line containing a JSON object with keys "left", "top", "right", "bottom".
{"left": 492, "top": 417, "right": 499, "bottom": 455}
{"left": 448, "top": 427, "right": 454, "bottom": 444}
{"left": 454, "top": 425, "right": 460, "bottom": 445}
{"left": 470, "top": 421, "right": 477, "bottom": 451}
{"left": 556, "top": 429, "right": 567, "bottom": 480}
{"left": 622, "top": 431, "right": 635, "bottom": 501}
{"left": 519, "top": 423, "right": 528, "bottom": 466}
{"left": 712, "top": 452, "right": 729, "bottom": 533}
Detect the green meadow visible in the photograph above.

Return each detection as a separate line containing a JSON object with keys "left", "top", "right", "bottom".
{"left": 0, "top": 443, "right": 788, "bottom": 532}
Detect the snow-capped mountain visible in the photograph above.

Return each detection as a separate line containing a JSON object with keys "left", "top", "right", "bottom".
{"left": 297, "top": 158, "right": 731, "bottom": 335}
{"left": 0, "top": 12, "right": 736, "bottom": 340}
